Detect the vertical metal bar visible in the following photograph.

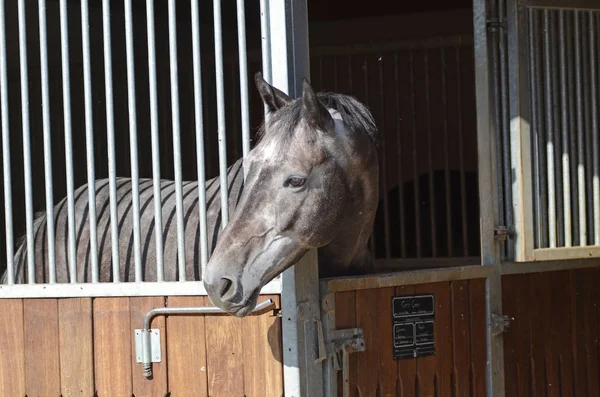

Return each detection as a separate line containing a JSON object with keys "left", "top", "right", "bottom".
{"left": 567, "top": 11, "right": 580, "bottom": 246}
{"left": 497, "top": 0, "right": 512, "bottom": 257}
{"left": 191, "top": 0, "right": 209, "bottom": 275}
{"left": 575, "top": 11, "right": 587, "bottom": 245}
{"left": 213, "top": 0, "right": 230, "bottom": 227}
{"left": 378, "top": 56, "right": 390, "bottom": 259}
{"left": 146, "top": 0, "right": 164, "bottom": 280}
{"left": 409, "top": 51, "right": 421, "bottom": 258}
{"left": 589, "top": 12, "right": 599, "bottom": 245}
{"left": 441, "top": 48, "right": 453, "bottom": 256}
{"left": 363, "top": 55, "right": 376, "bottom": 256}
{"left": 559, "top": 10, "right": 572, "bottom": 247}
{"left": 533, "top": 9, "right": 548, "bottom": 249}
{"left": 0, "top": 0, "right": 14, "bottom": 284}
{"left": 236, "top": 0, "right": 251, "bottom": 158}
{"left": 124, "top": 0, "right": 143, "bottom": 282}
{"left": 543, "top": 10, "right": 557, "bottom": 248}
{"left": 347, "top": 54, "right": 353, "bottom": 92}
{"left": 102, "top": 0, "right": 120, "bottom": 282}
{"left": 424, "top": 51, "right": 437, "bottom": 257}
{"left": 259, "top": 0, "right": 271, "bottom": 116}
{"left": 333, "top": 56, "right": 339, "bottom": 91}
{"left": 455, "top": 48, "right": 469, "bottom": 256}
{"left": 167, "top": 0, "right": 186, "bottom": 281}
{"left": 38, "top": 0, "right": 56, "bottom": 283}
{"left": 393, "top": 53, "right": 406, "bottom": 258}
{"left": 81, "top": 0, "right": 99, "bottom": 282}
{"left": 17, "top": 0, "right": 35, "bottom": 282}
{"left": 59, "top": 0, "right": 77, "bottom": 282}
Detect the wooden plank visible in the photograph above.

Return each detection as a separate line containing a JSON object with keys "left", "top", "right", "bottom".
{"left": 415, "top": 282, "right": 452, "bottom": 397}
{"left": 93, "top": 297, "right": 132, "bottom": 397}
{"left": 549, "top": 271, "right": 573, "bottom": 397}
{"left": 355, "top": 288, "right": 380, "bottom": 396}
{"left": 24, "top": 298, "right": 60, "bottom": 397}
{"left": 502, "top": 274, "right": 531, "bottom": 397}
{"left": 529, "top": 272, "right": 549, "bottom": 397}
{"left": 242, "top": 295, "right": 283, "bottom": 397}
{"left": 450, "top": 280, "right": 470, "bottom": 397}
{"left": 0, "top": 299, "right": 25, "bottom": 396}
{"left": 205, "top": 303, "right": 244, "bottom": 396}
{"left": 335, "top": 290, "right": 357, "bottom": 396}
{"left": 469, "top": 279, "right": 487, "bottom": 397}
{"left": 395, "top": 285, "right": 416, "bottom": 397}
{"left": 376, "top": 287, "right": 397, "bottom": 397}
{"left": 166, "top": 296, "right": 208, "bottom": 397}
{"left": 130, "top": 296, "right": 168, "bottom": 397}
{"left": 58, "top": 298, "right": 94, "bottom": 397}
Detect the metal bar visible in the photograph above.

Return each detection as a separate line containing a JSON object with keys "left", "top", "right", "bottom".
{"left": 582, "top": 13, "right": 593, "bottom": 247}
{"left": 440, "top": 48, "right": 452, "bottom": 256}
{"left": 237, "top": 0, "right": 251, "bottom": 158}
{"left": 565, "top": 11, "right": 579, "bottom": 246}
{"left": 213, "top": 0, "right": 230, "bottom": 227}
{"left": 455, "top": 48, "right": 469, "bottom": 256}
{"left": 124, "top": 0, "right": 142, "bottom": 282}
{"left": 38, "top": 0, "right": 56, "bottom": 284}
{"left": 364, "top": 55, "right": 376, "bottom": 257}
{"left": 17, "top": 0, "right": 34, "bottom": 283}
{"left": 259, "top": 0, "right": 271, "bottom": 115}
{"left": 167, "top": 0, "right": 186, "bottom": 281}
{"left": 543, "top": 10, "right": 557, "bottom": 248}
{"left": 575, "top": 11, "right": 587, "bottom": 245}
{"left": 409, "top": 52, "right": 421, "bottom": 258}
{"left": 102, "top": 0, "right": 120, "bottom": 282}
{"left": 424, "top": 51, "right": 437, "bottom": 257}
{"left": 559, "top": 10, "right": 572, "bottom": 247}
{"left": 59, "top": 0, "right": 77, "bottom": 282}
{"left": 347, "top": 54, "right": 353, "bottom": 91}
{"left": 0, "top": 278, "right": 283, "bottom": 299}
{"left": 0, "top": 0, "right": 13, "bottom": 284}
{"left": 145, "top": 0, "right": 164, "bottom": 281}
{"left": 140, "top": 298, "right": 277, "bottom": 378}
{"left": 589, "top": 12, "right": 599, "bottom": 245}
{"left": 378, "top": 56, "right": 390, "bottom": 259}
{"left": 190, "top": 0, "right": 209, "bottom": 276}
{"left": 81, "top": 0, "right": 99, "bottom": 283}
{"left": 550, "top": 11, "right": 564, "bottom": 248}
{"left": 333, "top": 56, "right": 339, "bottom": 91}
{"left": 393, "top": 53, "right": 406, "bottom": 258}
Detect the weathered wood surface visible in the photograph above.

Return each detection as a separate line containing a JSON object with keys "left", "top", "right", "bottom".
{"left": 335, "top": 279, "right": 487, "bottom": 397}
{"left": 0, "top": 295, "right": 283, "bottom": 397}
{"left": 502, "top": 268, "right": 600, "bottom": 397}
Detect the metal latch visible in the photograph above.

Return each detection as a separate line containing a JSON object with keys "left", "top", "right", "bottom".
{"left": 491, "top": 313, "right": 512, "bottom": 335}
{"left": 487, "top": 17, "right": 506, "bottom": 32}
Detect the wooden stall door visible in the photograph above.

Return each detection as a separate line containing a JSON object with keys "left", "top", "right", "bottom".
{"left": 335, "top": 279, "right": 487, "bottom": 397}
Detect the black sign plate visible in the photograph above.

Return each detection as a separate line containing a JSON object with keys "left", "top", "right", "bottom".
{"left": 392, "top": 295, "right": 435, "bottom": 360}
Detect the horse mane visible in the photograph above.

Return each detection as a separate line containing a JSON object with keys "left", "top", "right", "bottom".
{"left": 256, "top": 91, "right": 379, "bottom": 146}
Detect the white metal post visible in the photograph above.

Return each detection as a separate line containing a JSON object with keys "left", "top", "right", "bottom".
{"left": 268, "top": 2, "right": 324, "bottom": 396}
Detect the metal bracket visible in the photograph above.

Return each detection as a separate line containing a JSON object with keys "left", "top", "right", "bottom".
{"left": 486, "top": 17, "right": 506, "bottom": 32}
{"left": 494, "top": 225, "right": 509, "bottom": 241}
{"left": 491, "top": 313, "right": 512, "bottom": 335}
{"left": 134, "top": 329, "right": 162, "bottom": 364}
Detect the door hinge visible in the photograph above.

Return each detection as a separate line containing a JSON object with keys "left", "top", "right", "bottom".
{"left": 491, "top": 313, "right": 512, "bottom": 335}
{"left": 494, "top": 225, "right": 509, "bottom": 241}
{"left": 487, "top": 17, "right": 506, "bottom": 32}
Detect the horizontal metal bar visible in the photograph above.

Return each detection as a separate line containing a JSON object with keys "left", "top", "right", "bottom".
{"left": 0, "top": 279, "right": 282, "bottom": 298}
{"left": 374, "top": 257, "right": 481, "bottom": 270}
{"left": 143, "top": 298, "right": 276, "bottom": 330}
{"left": 501, "top": 257, "right": 600, "bottom": 275}
{"left": 324, "top": 265, "right": 492, "bottom": 292}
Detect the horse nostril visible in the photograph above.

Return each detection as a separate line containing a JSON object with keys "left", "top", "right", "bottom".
{"left": 218, "top": 277, "right": 236, "bottom": 301}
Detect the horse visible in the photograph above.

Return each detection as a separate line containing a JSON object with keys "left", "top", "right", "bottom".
{"left": 2, "top": 73, "right": 380, "bottom": 318}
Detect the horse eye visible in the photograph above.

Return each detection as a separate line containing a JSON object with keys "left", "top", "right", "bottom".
{"left": 286, "top": 176, "right": 306, "bottom": 188}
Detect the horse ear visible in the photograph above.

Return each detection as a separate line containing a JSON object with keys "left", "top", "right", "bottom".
{"left": 301, "top": 79, "right": 333, "bottom": 130}
{"left": 255, "top": 72, "right": 292, "bottom": 112}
